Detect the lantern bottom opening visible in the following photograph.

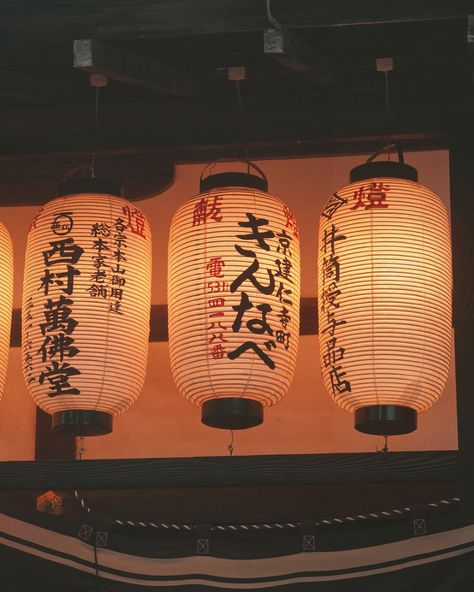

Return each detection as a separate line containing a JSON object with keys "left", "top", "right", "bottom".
{"left": 354, "top": 405, "right": 417, "bottom": 436}
{"left": 201, "top": 398, "right": 263, "bottom": 430}
{"left": 52, "top": 410, "right": 113, "bottom": 436}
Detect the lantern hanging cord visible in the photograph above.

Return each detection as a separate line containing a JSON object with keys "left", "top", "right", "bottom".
{"left": 78, "top": 435, "right": 85, "bottom": 461}
{"left": 233, "top": 78, "right": 247, "bottom": 159}
{"left": 227, "top": 430, "right": 234, "bottom": 456}
{"left": 235, "top": 80, "right": 243, "bottom": 121}
{"left": 376, "top": 435, "right": 389, "bottom": 453}
{"left": 91, "top": 85, "right": 101, "bottom": 178}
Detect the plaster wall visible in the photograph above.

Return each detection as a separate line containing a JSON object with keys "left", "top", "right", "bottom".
{"left": 0, "top": 151, "right": 456, "bottom": 460}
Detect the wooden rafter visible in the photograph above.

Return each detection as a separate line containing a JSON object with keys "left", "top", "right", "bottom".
{"left": 73, "top": 39, "right": 194, "bottom": 97}
{"left": 0, "top": 1, "right": 467, "bottom": 47}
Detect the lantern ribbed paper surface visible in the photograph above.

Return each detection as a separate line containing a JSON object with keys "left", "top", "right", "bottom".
{"left": 0, "top": 223, "right": 13, "bottom": 400}
{"left": 318, "top": 170, "right": 452, "bottom": 435}
{"left": 22, "top": 183, "right": 152, "bottom": 435}
{"left": 168, "top": 178, "right": 300, "bottom": 429}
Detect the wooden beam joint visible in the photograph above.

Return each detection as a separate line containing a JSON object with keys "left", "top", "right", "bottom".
{"left": 264, "top": 27, "right": 337, "bottom": 87}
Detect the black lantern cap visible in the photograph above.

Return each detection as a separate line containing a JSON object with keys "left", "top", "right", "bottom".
{"left": 57, "top": 177, "right": 123, "bottom": 197}
{"left": 202, "top": 397, "right": 263, "bottom": 430}
{"left": 200, "top": 172, "right": 268, "bottom": 193}
{"left": 354, "top": 405, "right": 417, "bottom": 436}
{"left": 52, "top": 410, "right": 113, "bottom": 436}
{"left": 350, "top": 161, "right": 418, "bottom": 183}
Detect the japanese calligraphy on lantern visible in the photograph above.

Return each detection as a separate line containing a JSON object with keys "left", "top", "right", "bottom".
{"left": 319, "top": 223, "right": 350, "bottom": 397}
{"left": 109, "top": 217, "right": 128, "bottom": 314}
{"left": 319, "top": 182, "right": 393, "bottom": 401}
{"left": 228, "top": 212, "right": 277, "bottom": 369}
{"left": 318, "top": 174, "right": 452, "bottom": 421}
{"left": 38, "top": 215, "right": 83, "bottom": 397}
{"left": 22, "top": 192, "right": 152, "bottom": 422}
{"left": 206, "top": 256, "right": 229, "bottom": 359}
{"left": 169, "top": 185, "right": 301, "bottom": 411}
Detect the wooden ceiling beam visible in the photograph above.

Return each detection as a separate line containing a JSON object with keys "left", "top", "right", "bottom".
{"left": 264, "top": 27, "right": 337, "bottom": 87}
{"left": 0, "top": 1, "right": 467, "bottom": 48}
{"left": 468, "top": 15, "right": 474, "bottom": 77}
{"left": 73, "top": 39, "right": 194, "bottom": 97}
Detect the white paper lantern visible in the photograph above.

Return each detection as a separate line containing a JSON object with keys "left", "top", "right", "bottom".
{"left": 168, "top": 167, "right": 300, "bottom": 429}
{"left": 0, "top": 222, "right": 13, "bottom": 401}
{"left": 318, "top": 161, "right": 452, "bottom": 435}
{"left": 22, "top": 178, "right": 152, "bottom": 435}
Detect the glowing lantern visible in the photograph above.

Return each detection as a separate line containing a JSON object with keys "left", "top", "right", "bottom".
{"left": 22, "top": 178, "right": 152, "bottom": 435}
{"left": 318, "top": 160, "right": 452, "bottom": 435}
{"left": 0, "top": 222, "right": 13, "bottom": 400}
{"left": 168, "top": 164, "right": 300, "bottom": 429}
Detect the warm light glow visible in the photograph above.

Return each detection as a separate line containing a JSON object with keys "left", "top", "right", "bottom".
{"left": 318, "top": 177, "right": 452, "bottom": 415}
{"left": 0, "top": 222, "right": 13, "bottom": 401}
{"left": 168, "top": 186, "right": 300, "bottom": 409}
{"left": 22, "top": 192, "right": 152, "bottom": 420}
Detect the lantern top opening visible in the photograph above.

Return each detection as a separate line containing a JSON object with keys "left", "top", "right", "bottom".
{"left": 350, "top": 161, "right": 418, "bottom": 183}
{"left": 57, "top": 177, "right": 123, "bottom": 197}
{"left": 199, "top": 172, "right": 268, "bottom": 193}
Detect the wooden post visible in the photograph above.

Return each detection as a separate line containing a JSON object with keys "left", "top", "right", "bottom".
{"left": 450, "top": 132, "right": 474, "bottom": 522}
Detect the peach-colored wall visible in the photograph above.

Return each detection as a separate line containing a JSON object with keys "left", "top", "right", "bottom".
{"left": 0, "top": 151, "right": 457, "bottom": 460}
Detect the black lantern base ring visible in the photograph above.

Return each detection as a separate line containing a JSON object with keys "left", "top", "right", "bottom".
{"left": 201, "top": 398, "right": 263, "bottom": 430}
{"left": 354, "top": 405, "right": 417, "bottom": 436}
{"left": 52, "top": 410, "right": 113, "bottom": 436}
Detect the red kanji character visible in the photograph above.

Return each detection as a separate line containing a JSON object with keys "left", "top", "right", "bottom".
{"left": 206, "top": 256, "right": 225, "bottom": 278}
{"left": 192, "top": 196, "right": 223, "bottom": 226}
{"left": 29, "top": 207, "right": 44, "bottom": 231}
{"left": 208, "top": 332, "right": 228, "bottom": 344}
{"left": 351, "top": 182, "right": 390, "bottom": 210}
{"left": 123, "top": 205, "right": 146, "bottom": 238}
{"left": 210, "top": 344, "right": 226, "bottom": 359}
{"left": 207, "top": 321, "right": 227, "bottom": 331}
{"left": 283, "top": 205, "right": 299, "bottom": 238}
{"left": 208, "top": 297, "right": 225, "bottom": 307}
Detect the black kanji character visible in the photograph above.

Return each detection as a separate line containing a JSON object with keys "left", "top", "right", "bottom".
{"left": 43, "top": 238, "right": 84, "bottom": 266}
{"left": 227, "top": 342, "right": 275, "bottom": 369}
{"left": 236, "top": 213, "right": 274, "bottom": 251}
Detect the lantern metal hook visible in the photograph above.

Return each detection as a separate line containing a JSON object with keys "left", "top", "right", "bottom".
{"left": 200, "top": 158, "right": 268, "bottom": 185}
{"left": 366, "top": 142, "right": 405, "bottom": 165}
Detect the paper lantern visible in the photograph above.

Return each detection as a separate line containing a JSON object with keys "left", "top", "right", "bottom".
{"left": 0, "top": 222, "right": 13, "bottom": 400}
{"left": 168, "top": 166, "right": 300, "bottom": 429}
{"left": 318, "top": 160, "right": 452, "bottom": 435}
{"left": 22, "top": 178, "right": 152, "bottom": 435}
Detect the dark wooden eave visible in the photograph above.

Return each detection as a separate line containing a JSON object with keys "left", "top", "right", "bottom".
{"left": 0, "top": 451, "right": 459, "bottom": 491}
